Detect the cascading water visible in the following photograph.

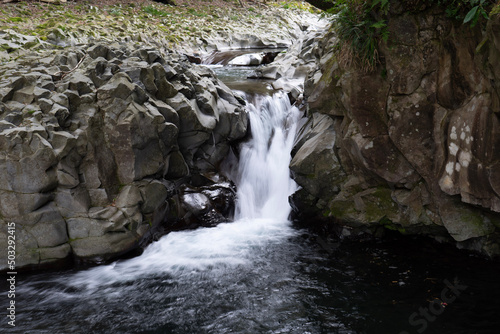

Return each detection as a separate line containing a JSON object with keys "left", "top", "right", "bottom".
{"left": 233, "top": 92, "right": 299, "bottom": 221}
{"left": 11, "top": 89, "right": 307, "bottom": 334}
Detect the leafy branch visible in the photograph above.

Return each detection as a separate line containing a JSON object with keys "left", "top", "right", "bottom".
{"left": 463, "top": 0, "right": 490, "bottom": 26}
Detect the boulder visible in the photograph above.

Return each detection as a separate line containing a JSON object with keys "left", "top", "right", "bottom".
{"left": 290, "top": 113, "right": 345, "bottom": 198}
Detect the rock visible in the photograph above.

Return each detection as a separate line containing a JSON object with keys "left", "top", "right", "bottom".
{"left": 67, "top": 71, "right": 94, "bottom": 95}
{"left": 148, "top": 99, "right": 179, "bottom": 127}
{"left": 38, "top": 98, "right": 54, "bottom": 113}
{"left": 173, "top": 180, "right": 236, "bottom": 229}
{"left": 294, "top": 2, "right": 500, "bottom": 257}
{"left": 57, "top": 160, "right": 79, "bottom": 188}
{"left": 0, "top": 132, "right": 57, "bottom": 194}
{"left": 115, "top": 185, "right": 143, "bottom": 208}
{"left": 67, "top": 217, "right": 114, "bottom": 239}
{"left": 290, "top": 113, "right": 345, "bottom": 198}
{"left": 228, "top": 53, "right": 264, "bottom": 66}
{"left": 55, "top": 187, "right": 90, "bottom": 217}
{"left": 49, "top": 104, "right": 70, "bottom": 126}
{"left": 182, "top": 192, "right": 210, "bottom": 216}
{"left": 152, "top": 63, "right": 177, "bottom": 101}
{"left": 88, "top": 189, "right": 109, "bottom": 207}
{"left": 70, "top": 232, "right": 139, "bottom": 260}
{"left": 12, "top": 85, "right": 35, "bottom": 104}
{"left": 0, "top": 41, "right": 248, "bottom": 270}
{"left": 97, "top": 72, "right": 135, "bottom": 101}
{"left": 29, "top": 218, "right": 68, "bottom": 248}
{"left": 52, "top": 93, "right": 69, "bottom": 108}
{"left": 51, "top": 131, "right": 77, "bottom": 158}
{"left": 0, "top": 224, "right": 39, "bottom": 268}
{"left": 166, "top": 150, "right": 190, "bottom": 178}
{"left": 438, "top": 199, "right": 497, "bottom": 242}
{"left": 87, "top": 44, "right": 110, "bottom": 60}
{"left": 0, "top": 191, "right": 53, "bottom": 217}
{"left": 139, "top": 180, "right": 170, "bottom": 214}
{"left": 39, "top": 243, "right": 71, "bottom": 261}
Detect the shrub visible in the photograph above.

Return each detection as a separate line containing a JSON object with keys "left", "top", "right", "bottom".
{"left": 438, "top": 0, "right": 495, "bottom": 27}
{"left": 329, "top": 0, "right": 389, "bottom": 72}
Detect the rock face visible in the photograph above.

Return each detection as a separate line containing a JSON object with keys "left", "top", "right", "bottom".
{"left": 0, "top": 42, "right": 248, "bottom": 270}
{"left": 292, "top": 4, "right": 500, "bottom": 256}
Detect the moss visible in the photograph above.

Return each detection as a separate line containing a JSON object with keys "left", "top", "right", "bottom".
{"left": 328, "top": 199, "right": 358, "bottom": 218}
{"left": 379, "top": 216, "right": 406, "bottom": 234}
{"left": 475, "top": 37, "right": 489, "bottom": 53}
{"left": 143, "top": 5, "right": 170, "bottom": 17}
{"left": 17, "top": 9, "right": 31, "bottom": 16}
{"left": 460, "top": 210, "right": 487, "bottom": 229}
{"left": 8, "top": 17, "right": 23, "bottom": 23}
{"left": 491, "top": 3, "right": 500, "bottom": 16}
{"left": 364, "top": 187, "right": 396, "bottom": 222}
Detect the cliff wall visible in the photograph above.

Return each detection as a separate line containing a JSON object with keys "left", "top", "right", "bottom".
{"left": 292, "top": 2, "right": 500, "bottom": 256}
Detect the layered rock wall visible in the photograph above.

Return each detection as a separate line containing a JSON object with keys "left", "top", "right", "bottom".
{"left": 292, "top": 3, "right": 500, "bottom": 256}
{"left": 0, "top": 42, "right": 247, "bottom": 270}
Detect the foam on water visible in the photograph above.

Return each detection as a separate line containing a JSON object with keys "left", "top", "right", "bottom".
{"left": 23, "top": 91, "right": 301, "bottom": 301}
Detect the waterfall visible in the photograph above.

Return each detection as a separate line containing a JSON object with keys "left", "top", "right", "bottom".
{"left": 14, "top": 82, "right": 498, "bottom": 334}
{"left": 234, "top": 91, "right": 300, "bottom": 221}
{"left": 22, "top": 91, "right": 302, "bottom": 295}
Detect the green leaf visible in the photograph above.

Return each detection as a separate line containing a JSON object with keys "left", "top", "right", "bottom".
{"left": 370, "top": 21, "right": 386, "bottom": 29}
{"left": 381, "top": 30, "right": 389, "bottom": 42}
{"left": 481, "top": 9, "right": 489, "bottom": 20}
{"left": 464, "top": 6, "right": 479, "bottom": 24}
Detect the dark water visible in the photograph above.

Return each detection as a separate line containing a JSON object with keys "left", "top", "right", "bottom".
{"left": 2, "top": 228, "right": 499, "bottom": 334}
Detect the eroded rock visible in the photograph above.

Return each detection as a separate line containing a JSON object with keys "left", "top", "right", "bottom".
{"left": 0, "top": 42, "right": 248, "bottom": 270}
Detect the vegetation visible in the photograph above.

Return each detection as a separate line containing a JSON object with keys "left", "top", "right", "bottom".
{"left": 327, "top": 0, "right": 389, "bottom": 72}
{"left": 326, "top": 0, "right": 498, "bottom": 72}
{"left": 440, "top": 0, "right": 494, "bottom": 26}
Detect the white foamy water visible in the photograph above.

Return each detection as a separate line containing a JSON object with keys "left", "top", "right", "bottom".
{"left": 233, "top": 92, "right": 300, "bottom": 220}
{"left": 25, "top": 92, "right": 302, "bottom": 299}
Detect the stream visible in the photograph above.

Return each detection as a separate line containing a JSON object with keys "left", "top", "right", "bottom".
{"left": 2, "top": 57, "right": 500, "bottom": 334}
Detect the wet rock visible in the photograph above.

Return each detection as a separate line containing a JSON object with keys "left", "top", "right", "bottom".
{"left": 228, "top": 53, "right": 264, "bottom": 66}
{"left": 174, "top": 179, "right": 236, "bottom": 228}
